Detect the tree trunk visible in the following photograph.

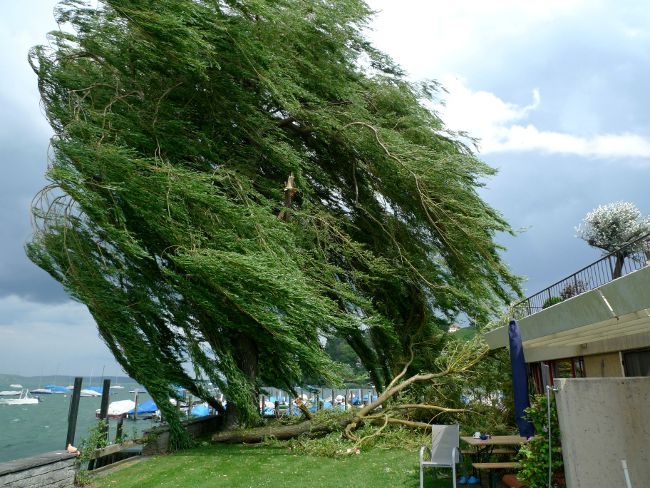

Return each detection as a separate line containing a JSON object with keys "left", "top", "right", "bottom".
{"left": 613, "top": 252, "right": 625, "bottom": 279}
{"left": 223, "top": 333, "right": 260, "bottom": 429}
{"left": 212, "top": 415, "right": 351, "bottom": 443}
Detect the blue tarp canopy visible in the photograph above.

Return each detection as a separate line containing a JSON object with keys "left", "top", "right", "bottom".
{"left": 128, "top": 399, "right": 158, "bottom": 414}
{"left": 191, "top": 403, "right": 210, "bottom": 417}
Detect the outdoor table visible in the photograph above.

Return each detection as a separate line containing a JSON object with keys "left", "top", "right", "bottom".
{"left": 460, "top": 435, "right": 528, "bottom": 458}
{"left": 460, "top": 435, "right": 529, "bottom": 488}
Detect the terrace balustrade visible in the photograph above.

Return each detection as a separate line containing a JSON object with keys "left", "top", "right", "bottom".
{"left": 510, "top": 232, "right": 650, "bottom": 320}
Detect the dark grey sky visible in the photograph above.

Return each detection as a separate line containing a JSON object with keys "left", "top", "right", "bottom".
{"left": 368, "top": 0, "right": 650, "bottom": 295}
{"left": 1, "top": 0, "right": 649, "bottom": 376}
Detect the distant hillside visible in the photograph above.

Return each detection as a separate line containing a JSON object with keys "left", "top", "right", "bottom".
{"left": 451, "top": 326, "right": 478, "bottom": 342}
{"left": 0, "top": 373, "right": 134, "bottom": 386}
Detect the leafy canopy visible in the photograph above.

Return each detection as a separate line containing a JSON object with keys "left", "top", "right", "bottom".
{"left": 28, "top": 0, "right": 520, "bottom": 440}
{"left": 576, "top": 201, "right": 650, "bottom": 253}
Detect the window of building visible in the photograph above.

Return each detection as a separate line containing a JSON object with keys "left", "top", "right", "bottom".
{"left": 528, "top": 357, "right": 585, "bottom": 393}
{"left": 623, "top": 348, "right": 650, "bottom": 376}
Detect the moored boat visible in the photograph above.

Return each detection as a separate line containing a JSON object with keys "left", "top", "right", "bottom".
{"left": 30, "top": 388, "right": 53, "bottom": 395}
{"left": 0, "top": 389, "right": 39, "bottom": 405}
{"left": 80, "top": 389, "right": 102, "bottom": 397}
{"left": 95, "top": 399, "right": 136, "bottom": 420}
{"left": 44, "top": 384, "right": 71, "bottom": 394}
{"left": 126, "top": 399, "right": 158, "bottom": 420}
{"left": 0, "top": 390, "right": 22, "bottom": 396}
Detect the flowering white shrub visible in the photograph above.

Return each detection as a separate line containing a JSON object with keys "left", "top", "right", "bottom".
{"left": 576, "top": 201, "right": 650, "bottom": 254}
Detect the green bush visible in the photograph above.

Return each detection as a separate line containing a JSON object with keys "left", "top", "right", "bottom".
{"left": 517, "top": 394, "right": 565, "bottom": 487}
{"left": 75, "top": 419, "right": 110, "bottom": 485}
{"left": 542, "top": 296, "right": 563, "bottom": 309}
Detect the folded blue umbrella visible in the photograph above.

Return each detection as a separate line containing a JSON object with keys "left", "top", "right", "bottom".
{"left": 509, "top": 319, "right": 535, "bottom": 438}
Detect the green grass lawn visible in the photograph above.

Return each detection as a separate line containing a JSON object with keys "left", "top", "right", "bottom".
{"left": 88, "top": 443, "right": 458, "bottom": 488}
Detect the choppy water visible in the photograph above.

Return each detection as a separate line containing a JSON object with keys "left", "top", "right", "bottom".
{"left": 0, "top": 375, "right": 157, "bottom": 463}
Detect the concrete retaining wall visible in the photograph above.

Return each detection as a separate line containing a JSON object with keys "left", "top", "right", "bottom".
{"left": 143, "top": 414, "right": 221, "bottom": 455}
{"left": 555, "top": 377, "right": 650, "bottom": 488}
{"left": 0, "top": 451, "right": 77, "bottom": 487}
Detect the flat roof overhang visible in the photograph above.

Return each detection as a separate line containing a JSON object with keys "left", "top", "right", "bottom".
{"left": 485, "top": 266, "right": 650, "bottom": 362}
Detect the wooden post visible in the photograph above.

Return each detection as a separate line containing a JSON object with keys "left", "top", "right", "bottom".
{"left": 65, "top": 377, "right": 83, "bottom": 449}
{"left": 133, "top": 391, "right": 139, "bottom": 421}
{"left": 116, "top": 417, "right": 124, "bottom": 443}
{"left": 99, "top": 379, "right": 111, "bottom": 442}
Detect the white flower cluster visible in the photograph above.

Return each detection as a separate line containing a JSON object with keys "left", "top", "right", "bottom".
{"left": 575, "top": 201, "right": 650, "bottom": 253}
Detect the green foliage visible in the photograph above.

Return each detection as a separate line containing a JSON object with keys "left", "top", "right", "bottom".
{"left": 451, "top": 326, "right": 478, "bottom": 342}
{"left": 517, "top": 394, "right": 565, "bottom": 488}
{"left": 28, "top": 0, "right": 522, "bottom": 443}
{"left": 542, "top": 296, "right": 563, "bottom": 309}
{"left": 323, "top": 336, "right": 369, "bottom": 384}
{"left": 75, "top": 419, "right": 110, "bottom": 485}
{"left": 454, "top": 348, "right": 516, "bottom": 435}
{"left": 275, "top": 423, "right": 427, "bottom": 457}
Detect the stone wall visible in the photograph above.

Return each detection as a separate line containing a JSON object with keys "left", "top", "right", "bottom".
{"left": 143, "top": 414, "right": 221, "bottom": 455}
{"left": 0, "top": 451, "right": 77, "bottom": 488}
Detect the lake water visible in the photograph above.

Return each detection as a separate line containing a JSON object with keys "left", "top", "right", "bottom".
{"left": 0, "top": 375, "right": 157, "bottom": 463}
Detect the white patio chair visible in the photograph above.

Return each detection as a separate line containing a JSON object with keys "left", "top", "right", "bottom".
{"left": 419, "top": 423, "right": 460, "bottom": 488}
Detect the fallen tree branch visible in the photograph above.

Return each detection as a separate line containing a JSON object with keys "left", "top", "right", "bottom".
{"left": 212, "top": 340, "right": 489, "bottom": 444}
{"left": 212, "top": 416, "right": 351, "bottom": 443}
{"left": 388, "top": 404, "right": 468, "bottom": 413}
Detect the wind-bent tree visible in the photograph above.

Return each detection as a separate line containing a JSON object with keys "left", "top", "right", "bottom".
{"left": 576, "top": 201, "right": 650, "bottom": 278}
{"left": 28, "top": 0, "right": 520, "bottom": 447}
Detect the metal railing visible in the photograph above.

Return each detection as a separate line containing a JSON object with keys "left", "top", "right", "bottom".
{"left": 510, "top": 232, "right": 650, "bottom": 320}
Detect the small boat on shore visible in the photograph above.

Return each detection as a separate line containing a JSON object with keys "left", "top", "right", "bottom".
{"left": 0, "top": 390, "right": 39, "bottom": 405}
